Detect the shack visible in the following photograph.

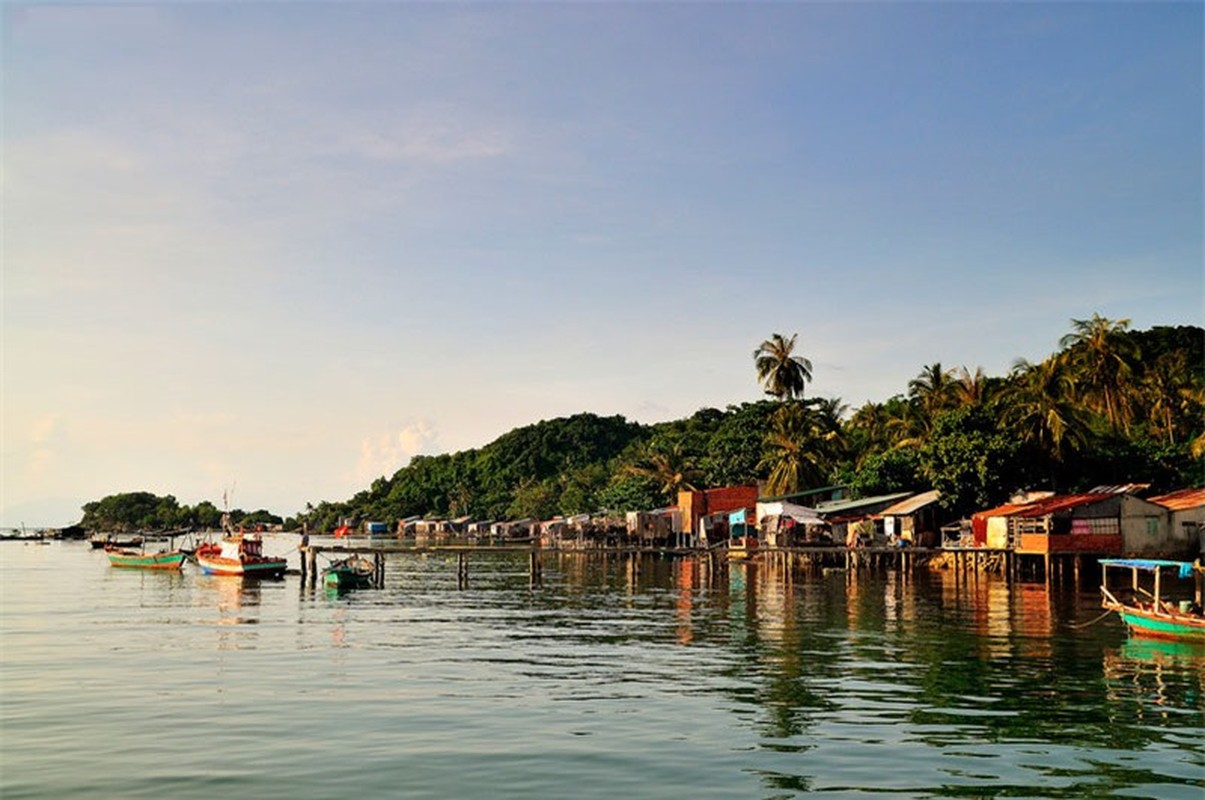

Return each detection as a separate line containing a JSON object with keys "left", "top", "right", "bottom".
{"left": 756, "top": 501, "right": 827, "bottom": 547}
{"left": 1148, "top": 488, "right": 1205, "bottom": 557}
{"left": 878, "top": 490, "right": 943, "bottom": 547}
{"left": 1010, "top": 492, "right": 1168, "bottom": 557}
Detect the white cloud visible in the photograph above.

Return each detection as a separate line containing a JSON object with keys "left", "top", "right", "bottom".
{"left": 356, "top": 421, "right": 441, "bottom": 482}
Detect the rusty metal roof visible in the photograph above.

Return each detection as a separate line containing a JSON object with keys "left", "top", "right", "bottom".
{"left": 1149, "top": 488, "right": 1205, "bottom": 511}
{"left": 972, "top": 502, "right": 1035, "bottom": 519}
{"left": 1013, "top": 493, "right": 1117, "bottom": 518}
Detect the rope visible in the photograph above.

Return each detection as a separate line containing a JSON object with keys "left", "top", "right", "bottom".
{"left": 1068, "top": 608, "right": 1115, "bottom": 629}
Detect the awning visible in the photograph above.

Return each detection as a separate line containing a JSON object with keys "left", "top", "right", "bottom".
{"left": 756, "top": 501, "right": 825, "bottom": 524}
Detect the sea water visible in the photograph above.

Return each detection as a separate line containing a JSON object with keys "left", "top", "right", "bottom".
{"left": 1, "top": 539, "right": 1202, "bottom": 799}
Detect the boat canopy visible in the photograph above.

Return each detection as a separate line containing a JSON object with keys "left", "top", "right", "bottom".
{"left": 1100, "top": 558, "right": 1196, "bottom": 579}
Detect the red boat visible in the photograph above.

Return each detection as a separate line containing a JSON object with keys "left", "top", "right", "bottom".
{"left": 195, "top": 533, "right": 287, "bottom": 578}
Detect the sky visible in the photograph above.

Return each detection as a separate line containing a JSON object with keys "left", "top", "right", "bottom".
{"left": 2, "top": 2, "right": 1201, "bottom": 527}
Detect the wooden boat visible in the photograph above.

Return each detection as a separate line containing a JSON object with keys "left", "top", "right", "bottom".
{"left": 195, "top": 533, "right": 287, "bottom": 578}
{"left": 104, "top": 545, "right": 185, "bottom": 570}
{"left": 1100, "top": 558, "right": 1205, "bottom": 643}
{"left": 322, "top": 556, "right": 376, "bottom": 591}
{"left": 91, "top": 535, "right": 144, "bottom": 550}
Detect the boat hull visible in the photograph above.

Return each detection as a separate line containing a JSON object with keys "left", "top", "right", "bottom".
{"left": 322, "top": 558, "right": 375, "bottom": 590}
{"left": 196, "top": 555, "right": 287, "bottom": 578}
{"left": 1115, "top": 605, "right": 1205, "bottom": 643}
{"left": 106, "top": 549, "right": 185, "bottom": 570}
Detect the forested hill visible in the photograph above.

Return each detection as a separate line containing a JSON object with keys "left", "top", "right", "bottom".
{"left": 79, "top": 320, "right": 1203, "bottom": 532}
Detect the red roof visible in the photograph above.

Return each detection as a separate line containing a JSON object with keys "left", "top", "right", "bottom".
{"left": 1013, "top": 493, "right": 1116, "bottom": 518}
{"left": 1149, "top": 488, "right": 1205, "bottom": 511}
{"left": 972, "top": 502, "right": 1035, "bottom": 520}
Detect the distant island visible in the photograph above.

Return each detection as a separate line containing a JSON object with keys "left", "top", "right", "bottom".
{"left": 76, "top": 315, "right": 1203, "bottom": 534}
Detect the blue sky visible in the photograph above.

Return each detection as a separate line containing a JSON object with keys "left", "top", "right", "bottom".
{"left": 3, "top": 2, "right": 1201, "bottom": 526}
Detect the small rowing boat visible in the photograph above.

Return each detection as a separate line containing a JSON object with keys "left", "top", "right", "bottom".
{"left": 105, "top": 545, "right": 185, "bottom": 570}
{"left": 323, "top": 556, "right": 376, "bottom": 591}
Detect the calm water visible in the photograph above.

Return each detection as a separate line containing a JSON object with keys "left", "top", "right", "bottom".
{"left": 1, "top": 539, "right": 1202, "bottom": 799}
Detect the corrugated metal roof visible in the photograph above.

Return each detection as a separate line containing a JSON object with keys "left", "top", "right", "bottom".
{"left": 1149, "top": 488, "right": 1205, "bottom": 511}
{"left": 1014, "top": 493, "right": 1116, "bottom": 518}
{"left": 879, "top": 490, "right": 941, "bottom": 516}
{"left": 815, "top": 492, "right": 913, "bottom": 515}
{"left": 1088, "top": 483, "right": 1151, "bottom": 494}
{"left": 972, "top": 502, "right": 1035, "bottom": 519}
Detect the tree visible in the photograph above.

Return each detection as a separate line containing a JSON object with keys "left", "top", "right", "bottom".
{"left": 952, "top": 365, "right": 989, "bottom": 408}
{"left": 624, "top": 436, "right": 702, "bottom": 504}
{"left": 758, "top": 401, "right": 842, "bottom": 497}
{"left": 754, "top": 333, "right": 813, "bottom": 401}
{"left": 1000, "top": 357, "right": 1090, "bottom": 468}
{"left": 1059, "top": 314, "right": 1138, "bottom": 434}
{"left": 908, "top": 362, "right": 956, "bottom": 418}
{"left": 920, "top": 407, "right": 1023, "bottom": 518}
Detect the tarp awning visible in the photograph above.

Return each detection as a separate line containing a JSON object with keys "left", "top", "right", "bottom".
{"left": 757, "top": 501, "right": 825, "bottom": 524}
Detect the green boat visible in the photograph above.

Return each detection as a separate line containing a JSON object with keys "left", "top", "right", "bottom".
{"left": 1100, "top": 558, "right": 1205, "bottom": 643}
{"left": 105, "top": 545, "right": 186, "bottom": 571}
{"left": 323, "top": 556, "right": 376, "bottom": 591}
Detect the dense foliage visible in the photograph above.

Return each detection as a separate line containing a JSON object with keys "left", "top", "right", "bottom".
{"left": 79, "top": 492, "right": 282, "bottom": 532}
{"left": 79, "top": 318, "right": 1204, "bottom": 532}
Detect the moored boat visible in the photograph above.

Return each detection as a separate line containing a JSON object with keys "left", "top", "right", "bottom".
{"left": 195, "top": 533, "right": 287, "bottom": 578}
{"left": 322, "top": 556, "right": 376, "bottom": 591}
{"left": 1100, "top": 558, "right": 1205, "bottom": 643}
{"left": 105, "top": 545, "right": 185, "bottom": 570}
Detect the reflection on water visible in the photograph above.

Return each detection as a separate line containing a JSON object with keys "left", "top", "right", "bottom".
{"left": 1, "top": 544, "right": 1202, "bottom": 800}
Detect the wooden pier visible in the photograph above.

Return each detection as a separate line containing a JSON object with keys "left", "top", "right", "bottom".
{"left": 299, "top": 543, "right": 1108, "bottom": 590}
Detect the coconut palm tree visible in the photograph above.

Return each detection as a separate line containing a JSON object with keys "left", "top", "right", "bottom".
{"left": 952, "top": 365, "right": 989, "bottom": 408}
{"left": 754, "top": 333, "right": 813, "bottom": 402}
{"left": 1001, "top": 357, "right": 1090, "bottom": 466}
{"left": 908, "top": 362, "right": 956, "bottom": 418}
{"left": 1058, "top": 314, "right": 1139, "bottom": 434}
{"left": 624, "top": 438, "right": 702, "bottom": 502}
{"left": 758, "top": 403, "right": 835, "bottom": 497}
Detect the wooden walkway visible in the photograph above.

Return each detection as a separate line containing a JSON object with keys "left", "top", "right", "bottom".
{"left": 299, "top": 543, "right": 1107, "bottom": 589}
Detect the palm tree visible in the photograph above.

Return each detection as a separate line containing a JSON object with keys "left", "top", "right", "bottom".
{"left": 1058, "top": 314, "right": 1138, "bottom": 434}
{"left": 847, "top": 401, "right": 892, "bottom": 458}
{"left": 952, "top": 365, "right": 988, "bottom": 408}
{"left": 1001, "top": 357, "right": 1090, "bottom": 466}
{"left": 624, "top": 438, "right": 702, "bottom": 502}
{"left": 908, "top": 362, "right": 956, "bottom": 418}
{"left": 758, "top": 403, "right": 835, "bottom": 497}
{"left": 754, "top": 333, "right": 813, "bottom": 402}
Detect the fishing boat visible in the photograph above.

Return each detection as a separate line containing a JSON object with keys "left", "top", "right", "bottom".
{"left": 322, "top": 555, "right": 376, "bottom": 591}
{"left": 1100, "top": 558, "right": 1205, "bottom": 643}
{"left": 92, "top": 534, "right": 145, "bottom": 550}
{"left": 104, "top": 545, "right": 185, "bottom": 570}
{"left": 195, "top": 533, "right": 287, "bottom": 578}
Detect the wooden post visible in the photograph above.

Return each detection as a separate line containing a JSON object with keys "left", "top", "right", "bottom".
{"left": 300, "top": 545, "right": 308, "bottom": 584}
{"left": 308, "top": 547, "right": 318, "bottom": 588}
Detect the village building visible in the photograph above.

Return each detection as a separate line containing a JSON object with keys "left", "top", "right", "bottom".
{"left": 814, "top": 492, "right": 913, "bottom": 547}
{"left": 877, "top": 490, "right": 943, "bottom": 547}
{"left": 1007, "top": 492, "right": 1169, "bottom": 557}
{"left": 1148, "top": 488, "right": 1205, "bottom": 557}
{"left": 678, "top": 485, "right": 759, "bottom": 547}
{"left": 625, "top": 507, "right": 683, "bottom": 548}
{"left": 755, "top": 500, "right": 827, "bottom": 547}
